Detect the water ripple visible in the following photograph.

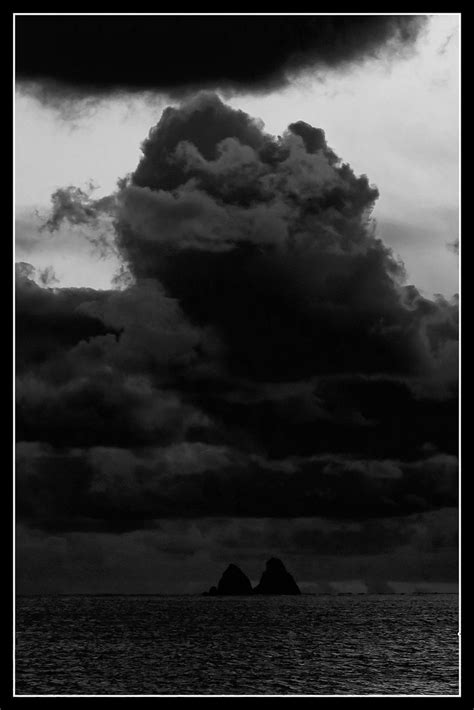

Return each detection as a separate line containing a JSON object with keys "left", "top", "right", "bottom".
{"left": 16, "top": 594, "right": 459, "bottom": 695}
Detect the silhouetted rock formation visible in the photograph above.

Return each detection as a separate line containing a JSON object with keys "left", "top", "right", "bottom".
{"left": 218, "top": 564, "right": 253, "bottom": 595}
{"left": 204, "top": 564, "right": 253, "bottom": 596}
{"left": 254, "top": 558, "right": 301, "bottom": 595}
{"left": 203, "top": 558, "right": 301, "bottom": 596}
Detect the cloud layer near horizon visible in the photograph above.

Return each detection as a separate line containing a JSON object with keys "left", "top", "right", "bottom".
{"left": 17, "top": 508, "right": 458, "bottom": 594}
{"left": 16, "top": 93, "right": 458, "bottom": 589}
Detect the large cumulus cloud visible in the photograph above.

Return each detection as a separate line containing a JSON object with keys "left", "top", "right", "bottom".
{"left": 16, "top": 94, "right": 458, "bottom": 589}
{"left": 114, "top": 94, "right": 457, "bottom": 389}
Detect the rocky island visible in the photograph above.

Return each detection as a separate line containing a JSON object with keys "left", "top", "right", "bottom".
{"left": 254, "top": 557, "right": 301, "bottom": 595}
{"left": 210, "top": 563, "right": 253, "bottom": 596}
{"left": 203, "top": 557, "right": 301, "bottom": 596}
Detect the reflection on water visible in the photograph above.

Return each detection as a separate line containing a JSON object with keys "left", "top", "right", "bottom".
{"left": 16, "top": 594, "right": 458, "bottom": 695}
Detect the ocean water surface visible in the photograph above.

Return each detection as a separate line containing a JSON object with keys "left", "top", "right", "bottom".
{"left": 16, "top": 594, "right": 459, "bottom": 695}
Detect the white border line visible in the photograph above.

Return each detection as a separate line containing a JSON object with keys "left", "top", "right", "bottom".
{"left": 457, "top": 10, "right": 462, "bottom": 699}
{"left": 13, "top": 694, "right": 460, "bottom": 698}
{"left": 13, "top": 11, "right": 462, "bottom": 699}
{"left": 13, "top": 11, "right": 17, "bottom": 699}
{"left": 13, "top": 12, "right": 461, "bottom": 15}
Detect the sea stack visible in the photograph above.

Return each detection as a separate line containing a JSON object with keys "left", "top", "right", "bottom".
{"left": 253, "top": 557, "right": 301, "bottom": 595}
{"left": 204, "top": 563, "right": 253, "bottom": 596}
{"left": 203, "top": 558, "right": 301, "bottom": 595}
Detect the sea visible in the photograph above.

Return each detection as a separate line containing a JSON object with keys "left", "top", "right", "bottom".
{"left": 15, "top": 594, "right": 459, "bottom": 695}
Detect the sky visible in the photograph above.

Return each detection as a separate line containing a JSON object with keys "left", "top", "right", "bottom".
{"left": 15, "top": 14, "right": 459, "bottom": 594}
{"left": 15, "top": 14, "right": 459, "bottom": 297}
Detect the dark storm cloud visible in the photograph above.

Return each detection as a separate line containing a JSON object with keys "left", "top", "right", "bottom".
{"left": 16, "top": 269, "right": 216, "bottom": 460}
{"left": 114, "top": 93, "right": 457, "bottom": 386}
{"left": 182, "top": 377, "right": 458, "bottom": 465}
{"left": 16, "top": 439, "right": 458, "bottom": 533}
{"left": 16, "top": 94, "right": 458, "bottom": 543}
{"left": 16, "top": 275, "right": 213, "bottom": 451}
{"left": 214, "top": 508, "right": 458, "bottom": 568}
{"left": 16, "top": 372, "right": 208, "bottom": 450}
{"left": 15, "top": 264, "right": 114, "bottom": 372}
{"left": 15, "top": 15, "right": 428, "bottom": 106}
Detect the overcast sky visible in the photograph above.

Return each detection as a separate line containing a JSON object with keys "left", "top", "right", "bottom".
{"left": 15, "top": 14, "right": 459, "bottom": 594}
